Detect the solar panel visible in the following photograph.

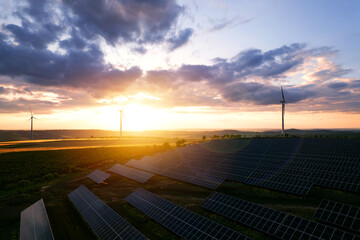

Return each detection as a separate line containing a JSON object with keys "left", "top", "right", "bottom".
{"left": 275, "top": 214, "right": 359, "bottom": 240}
{"left": 68, "top": 185, "right": 146, "bottom": 240}
{"left": 125, "top": 188, "right": 252, "bottom": 240}
{"left": 201, "top": 192, "right": 287, "bottom": 235}
{"left": 314, "top": 200, "right": 360, "bottom": 233}
{"left": 20, "top": 199, "right": 54, "bottom": 240}
{"left": 109, "top": 163, "right": 154, "bottom": 183}
{"left": 87, "top": 169, "right": 111, "bottom": 183}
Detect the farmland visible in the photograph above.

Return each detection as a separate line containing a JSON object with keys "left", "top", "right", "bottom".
{"left": 0, "top": 137, "right": 360, "bottom": 240}
{"left": 0, "top": 137, "right": 199, "bottom": 154}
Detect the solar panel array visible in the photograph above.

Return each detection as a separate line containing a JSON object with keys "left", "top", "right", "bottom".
{"left": 127, "top": 138, "right": 360, "bottom": 195}
{"left": 201, "top": 192, "right": 286, "bottom": 235}
{"left": 314, "top": 200, "right": 360, "bottom": 233}
{"left": 68, "top": 185, "right": 146, "bottom": 240}
{"left": 87, "top": 169, "right": 111, "bottom": 184}
{"left": 201, "top": 192, "right": 360, "bottom": 240}
{"left": 125, "top": 188, "right": 252, "bottom": 240}
{"left": 20, "top": 199, "right": 54, "bottom": 240}
{"left": 109, "top": 163, "right": 153, "bottom": 183}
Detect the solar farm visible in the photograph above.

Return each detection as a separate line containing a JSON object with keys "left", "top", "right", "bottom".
{"left": 2, "top": 137, "right": 360, "bottom": 239}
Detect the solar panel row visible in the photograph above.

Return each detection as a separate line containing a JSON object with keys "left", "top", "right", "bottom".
{"left": 109, "top": 163, "right": 153, "bottom": 183}
{"left": 87, "top": 169, "right": 111, "bottom": 184}
{"left": 126, "top": 138, "right": 360, "bottom": 195}
{"left": 202, "top": 192, "right": 360, "bottom": 240}
{"left": 68, "top": 185, "right": 146, "bottom": 240}
{"left": 314, "top": 199, "right": 360, "bottom": 233}
{"left": 125, "top": 188, "right": 253, "bottom": 240}
{"left": 20, "top": 199, "right": 54, "bottom": 240}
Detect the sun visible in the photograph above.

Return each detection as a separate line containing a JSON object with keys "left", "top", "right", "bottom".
{"left": 97, "top": 104, "right": 167, "bottom": 131}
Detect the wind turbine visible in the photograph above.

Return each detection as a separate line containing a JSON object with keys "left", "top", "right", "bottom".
{"left": 29, "top": 107, "right": 37, "bottom": 140}
{"left": 119, "top": 109, "right": 125, "bottom": 139}
{"left": 280, "top": 87, "right": 286, "bottom": 136}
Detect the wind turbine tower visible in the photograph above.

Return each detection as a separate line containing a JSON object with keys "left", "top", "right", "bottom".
{"left": 119, "top": 110, "right": 125, "bottom": 138}
{"left": 29, "top": 108, "right": 37, "bottom": 140}
{"left": 280, "top": 87, "right": 286, "bottom": 136}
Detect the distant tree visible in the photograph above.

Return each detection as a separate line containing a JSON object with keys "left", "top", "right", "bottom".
{"left": 176, "top": 139, "right": 186, "bottom": 147}
{"left": 213, "top": 135, "right": 220, "bottom": 139}
{"left": 202, "top": 135, "right": 207, "bottom": 141}
{"left": 285, "top": 133, "right": 289, "bottom": 137}
{"left": 163, "top": 142, "right": 170, "bottom": 149}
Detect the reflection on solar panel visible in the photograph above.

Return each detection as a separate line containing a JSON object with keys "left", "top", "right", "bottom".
{"left": 314, "top": 200, "right": 360, "bottom": 233}
{"left": 109, "top": 164, "right": 153, "bottom": 183}
{"left": 20, "top": 199, "right": 54, "bottom": 240}
{"left": 68, "top": 185, "right": 146, "bottom": 240}
{"left": 126, "top": 156, "right": 224, "bottom": 189}
{"left": 87, "top": 169, "right": 111, "bottom": 184}
{"left": 125, "top": 188, "right": 252, "bottom": 240}
{"left": 275, "top": 214, "right": 360, "bottom": 240}
{"left": 201, "top": 192, "right": 287, "bottom": 235}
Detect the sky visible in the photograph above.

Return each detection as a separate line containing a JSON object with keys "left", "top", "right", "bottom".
{"left": 0, "top": 0, "right": 359, "bottom": 131}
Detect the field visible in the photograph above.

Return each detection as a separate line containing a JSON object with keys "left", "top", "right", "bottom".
{"left": 0, "top": 137, "right": 199, "bottom": 154}
{"left": 0, "top": 138, "right": 359, "bottom": 240}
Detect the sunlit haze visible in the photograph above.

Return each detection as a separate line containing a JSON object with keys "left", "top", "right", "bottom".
{"left": 1, "top": 0, "right": 360, "bottom": 131}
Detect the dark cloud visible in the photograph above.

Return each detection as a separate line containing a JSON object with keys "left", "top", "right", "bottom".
{"left": 132, "top": 46, "right": 148, "bottom": 54}
{"left": 168, "top": 28, "right": 194, "bottom": 50}
{"left": 170, "top": 43, "right": 306, "bottom": 85}
{"left": 62, "top": 0, "right": 184, "bottom": 45}
{"left": 0, "top": 97, "right": 58, "bottom": 113}
{"left": 327, "top": 82, "right": 348, "bottom": 89}
{"left": 4, "top": 0, "right": 63, "bottom": 49}
{"left": 59, "top": 29, "right": 87, "bottom": 50}
{"left": 5, "top": 22, "right": 61, "bottom": 49}
{"left": 0, "top": 38, "right": 142, "bottom": 96}
{"left": 0, "top": 86, "right": 7, "bottom": 94}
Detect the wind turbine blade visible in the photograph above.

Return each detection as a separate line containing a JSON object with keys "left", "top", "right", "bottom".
{"left": 122, "top": 112, "right": 126, "bottom": 119}
{"left": 281, "top": 86, "right": 285, "bottom": 101}
{"left": 28, "top": 106, "right": 33, "bottom": 117}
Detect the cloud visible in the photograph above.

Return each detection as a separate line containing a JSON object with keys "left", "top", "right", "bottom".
{"left": 0, "top": 86, "right": 7, "bottom": 94}
{"left": 168, "top": 28, "right": 194, "bottom": 50}
{"left": 208, "top": 16, "right": 253, "bottom": 32}
{"left": 0, "top": 37, "right": 142, "bottom": 96}
{"left": 4, "top": 23, "right": 61, "bottom": 49}
{"left": 62, "top": 0, "right": 184, "bottom": 45}
{"left": 221, "top": 83, "right": 315, "bottom": 105}
{"left": 311, "top": 68, "right": 352, "bottom": 81}
{"left": 0, "top": 0, "right": 195, "bottom": 99}
{"left": 172, "top": 43, "right": 306, "bottom": 85}
{"left": 140, "top": 43, "right": 359, "bottom": 112}
{"left": 327, "top": 81, "right": 348, "bottom": 89}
